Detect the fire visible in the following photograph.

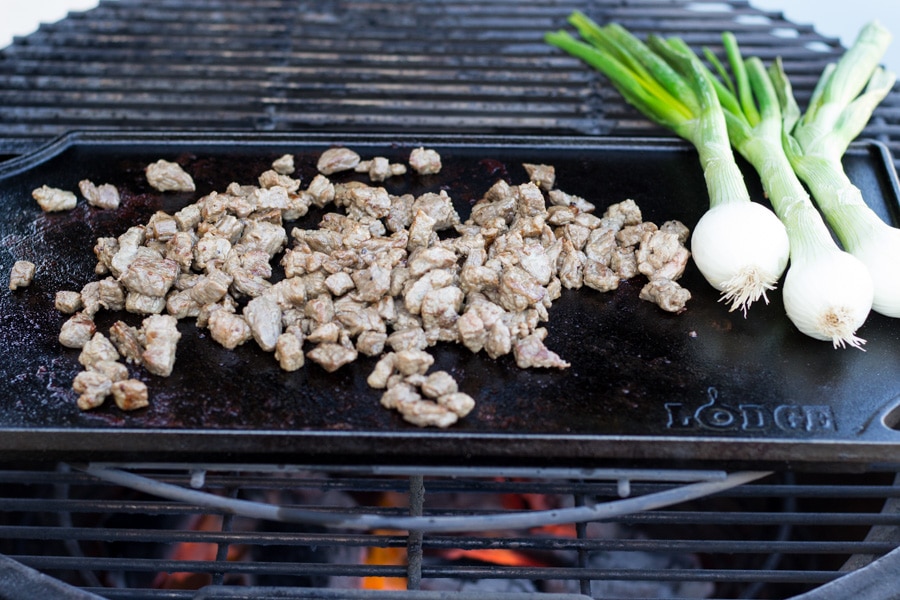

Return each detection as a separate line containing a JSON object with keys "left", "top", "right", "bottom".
{"left": 361, "top": 491, "right": 409, "bottom": 590}
{"left": 152, "top": 513, "right": 246, "bottom": 590}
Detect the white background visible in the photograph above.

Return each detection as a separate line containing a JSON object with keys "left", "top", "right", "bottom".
{"left": 1, "top": 0, "right": 899, "bottom": 71}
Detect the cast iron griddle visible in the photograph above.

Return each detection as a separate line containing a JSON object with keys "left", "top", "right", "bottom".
{"left": 2, "top": 132, "right": 900, "bottom": 468}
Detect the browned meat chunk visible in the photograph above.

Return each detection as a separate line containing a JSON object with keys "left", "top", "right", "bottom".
{"left": 316, "top": 147, "right": 361, "bottom": 175}
{"left": 145, "top": 159, "right": 195, "bottom": 192}
{"left": 306, "top": 342, "right": 358, "bottom": 372}
{"left": 59, "top": 312, "right": 97, "bottom": 349}
{"left": 141, "top": 314, "right": 180, "bottom": 376}
{"left": 32, "top": 185, "right": 76, "bottom": 212}
{"left": 408, "top": 147, "right": 442, "bottom": 175}
{"left": 111, "top": 379, "right": 149, "bottom": 411}
{"left": 639, "top": 279, "right": 692, "bottom": 313}
{"left": 79, "top": 180, "right": 121, "bottom": 210}
{"left": 9, "top": 261, "right": 35, "bottom": 290}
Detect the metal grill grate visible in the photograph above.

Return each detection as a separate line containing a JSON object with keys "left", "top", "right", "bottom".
{"left": 3, "top": 0, "right": 897, "bottom": 162}
{"left": 1, "top": 464, "right": 900, "bottom": 599}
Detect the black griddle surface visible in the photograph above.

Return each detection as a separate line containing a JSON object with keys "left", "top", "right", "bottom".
{"left": 2, "top": 132, "right": 900, "bottom": 467}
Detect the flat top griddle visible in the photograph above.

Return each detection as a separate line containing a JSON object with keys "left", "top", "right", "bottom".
{"left": 2, "top": 131, "right": 900, "bottom": 468}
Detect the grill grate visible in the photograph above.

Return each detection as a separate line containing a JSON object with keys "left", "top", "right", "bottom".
{"left": 1, "top": 465, "right": 899, "bottom": 599}
{"left": 4, "top": 0, "right": 897, "bottom": 162}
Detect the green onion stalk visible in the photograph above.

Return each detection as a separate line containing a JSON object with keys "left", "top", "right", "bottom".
{"left": 545, "top": 13, "right": 790, "bottom": 316}
{"left": 698, "top": 33, "right": 874, "bottom": 348}
{"left": 770, "top": 21, "right": 900, "bottom": 318}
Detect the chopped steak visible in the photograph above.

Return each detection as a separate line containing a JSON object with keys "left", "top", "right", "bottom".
{"left": 145, "top": 159, "right": 195, "bottom": 192}
{"left": 8, "top": 260, "right": 35, "bottom": 290}
{"left": 53, "top": 148, "right": 690, "bottom": 425}
{"left": 79, "top": 180, "right": 121, "bottom": 210}
{"left": 408, "top": 147, "right": 442, "bottom": 175}
{"left": 32, "top": 185, "right": 77, "bottom": 212}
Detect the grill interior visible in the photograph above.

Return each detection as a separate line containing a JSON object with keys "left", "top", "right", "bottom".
{"left": 2, "top": 1, "right": 900, "bottom": 598}
{"left": 1, "top": 464, "right": 899, "bottom": 600}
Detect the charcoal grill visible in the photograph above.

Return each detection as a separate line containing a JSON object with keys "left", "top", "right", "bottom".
{"left": 2, "top": 1, "right": 900, "bottom": 598}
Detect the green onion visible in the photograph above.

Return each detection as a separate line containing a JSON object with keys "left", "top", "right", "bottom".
{"left": 770, "top": 22, "right": 900, "bottom": 318}
{"left": 699, "top": 32, "right": 875, "bottom": 348}
{"left": 545, "top": 14, "right": 790, "bottom": 315}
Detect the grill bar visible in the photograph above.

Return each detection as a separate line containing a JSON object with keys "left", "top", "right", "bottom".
{"left": 2, "top": 464, "right": 898, "bottom": 598}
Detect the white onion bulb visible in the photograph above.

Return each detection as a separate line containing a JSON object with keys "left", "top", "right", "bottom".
{"left": 690, "top": 201, "right": 790, "bottom": 315}
{"left": 782, "top": 249, "right": 874, "bottom": 349}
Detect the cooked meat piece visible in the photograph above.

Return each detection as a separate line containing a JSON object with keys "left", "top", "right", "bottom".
{"left": 259, "top": 170, "right": 301, "bottom": 194}
{"left": 394, "top": 395, "right": 458, "bottom": 428}
{"left": 125, "top": 292, "right": 167, "bottom": 315}
{"left": 32, "top": 185, "right": 77, "bottom": 212}
{"left": 55, "top": 291, "right": 83, "bottom": 314}
{"left": 174, "top": 203, "right": 202, "bottom": 231}
{"left": 189, "top": 269, "right": 233, "bottom": 306}
{"left": 275, "top": 327, "right": 305, "bottom": 371}
{"left": 317, "top": 147, "right": 361, "bottom": 175}
{"left": 146, "top": 211, "right": 179, "bottom": 242}
{"left": 640, "top": 278, "right": 692, "bottom": 313}
{"left": 59, "top": 312, "right": 97, "bottom": 349}
{"left": 251, "top": 185, "right": 291, "bottom": 211}
{"left": 437, "top": 392, "right": 475, "bottom": 418}
{"left": 497, "top": 266, "right": 545, "bottom": 312}
{"left": 583, "top": 228, "right": 617, "bottom": 265}
{"left": 408, "top": 246, "right": 458, "bottom": 278}
{"left": 407, "top": 209, "right": 437, "bottom": 250}
{"left": 243, "top": 295, "right": 282, "bottom": 352}
{"left": 141, "top": 314, "right": 180, "bottom": 377}
{"left": 89, "top": 360, "right": 129, "bottom": 383}
{"left": 616, "top": 222, "right": 657, "bottom": 248}
{"left": 73, "top": 370, "right": 112, "bottom": 410}
{"left": 305, "top": 174, "right": 335, "bottom": 208}
{"left": 305, "top": 294, "right": 335, "bottom": 325}
{"left": 420, "top": 286, "right": 463, "bottom": 340}
{"left": 484, "top": 320, "right": 512, "bottom": 359}
{"left": 239, "top": 220, "right": 287, "bottom": 257}
{"left": 513, "top": 330, "right": 570, "bottom": 369}
{"left": 110, "top": 226, "right": 147, "bottom": 277}
{"left": 420, "top": 370, "right": 457, "bottom": 399}
{"left": 193, "top": 235, "right": 232, "bottom": 272}
{"left": 165, "top": 231, "right": 195, "bottom": 271}
{"left": 93, "top": 237, "right": 118, "bottom": 275}
{"left": 661, "top": 219, "right": 690, "bottom": 245}
{"left": 109, "top": 320, "right": 144, "bottom": 363}
{"left": 386, "top": 327, "right": 428, "bottom": 352}
{"left": 583, "top": 259, "right": 620, "bottom": 293}
{"left": 306, "top": 342, "right": 358, "bottom": 372}
{"left": 394, "top": 349, "right": 434, "bottom": 376}
{"left": 560, "top": 222, "right": 591, "bottom": 250}
{"left": 272, "top": 154, "right": 295, "bottom": 175}
{"left": 145, "top": 159, "right": 195, "bottom": 192}
{"left": 208, "top": 309, "right": 252, "bottom": 350}
{"left": 355, "top": 156, "right": 393, "bottom": 182}
{"left": 77, "top": 179, "right": 120, "bottom": 210}
{"left": 324, "top": 272, "right": 355, "bottom": 296}
{"left": 119, "top": 256, "right": 180, "bottom": 298}
{"left": 78, "top": 333, "right": 120, "bottom": 369}
{"left": 166, "top": 289, "right": 200, "bottom": 319}
{"left": 8, "top": 260, "right": 35, "bottom": 290}
{"left": 636, "top": 229, "right": 691, "bottom": 281}
{"left": 351, "top": 263, "right": 392, "bottom": 303}
{"left": 523, "top": 163, "right": 555, "bottom": 192}
{"left": 412, "top": 191, "right": 459, "bottom": 230}
{"left": 403, "top": 269, "right": 455, "bottom": 315}
{"left": 367, "top": 353, "right": 397, "bottom": 389}
{"left": 408, "top": 147, "right": 442, "bottom": 175}
{"left": 356, "top": 330, "right": 387, "bottom": 357}
{"left": 546, "top": 205, "right": 577, "bottom": 226}
{"left": 602, "top": 199, "right": 643, "bottom": 229}
{"left": 548, "top": 189, "right": 596, "bottom": 213}
{"left": 515, "top": 182, "right": 547, "bottom": 218}
{"left": 77, "top": 278, "right": 125, "bottom": 317}
{"left": 517, "top": 241, "right": 553, "bottom": 285}
{"left": 307, "top": 321, "right": 341, "bottom": 344}
{"left": 611, "top": 247, "right": 638, "bottom": 279}
{"left": 111, "top": 379, "right": 149, "bottom": 411}
{"left": 336, "top": 306, "right": 385, "bottom": 337}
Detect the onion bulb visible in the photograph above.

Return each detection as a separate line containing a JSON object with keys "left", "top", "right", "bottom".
{"left": 782, "top": 247, "right": 874, "bottom": 349}
{"left": 690, "top": 201, "right": 790, "bottom": 315}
